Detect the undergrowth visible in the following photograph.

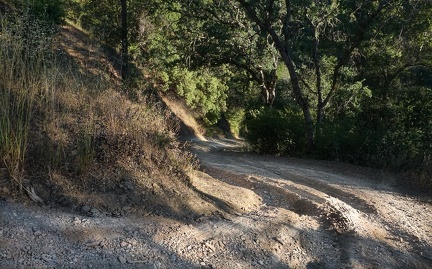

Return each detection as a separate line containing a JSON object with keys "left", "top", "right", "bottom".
{"left": 0, "top": 12, "right": 46, "bottom": 187}
{"left": 0, "top": 11, "right": 195, "bottom": 196}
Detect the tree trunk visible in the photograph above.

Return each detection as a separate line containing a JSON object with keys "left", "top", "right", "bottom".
{"left": 259, "top": 68, "right": 277, "bottom": 107}
{"left": 301, "top": 104, "right": 315, "bottom": 152}
{"left": 120, "top": 0, "right": 128, "bottom": 83}
{"left": 259, "top": 85, "right": 276, "bottom": 107}
{"left": 238, "top": 0, "right": 315, "bottom": 150}
{"left": 276, "top": 44, "right": 315, "bottom": 151}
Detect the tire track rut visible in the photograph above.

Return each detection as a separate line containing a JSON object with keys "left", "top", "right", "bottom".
{"left": 190, "top": 138, "right": 432, "bottom": 268}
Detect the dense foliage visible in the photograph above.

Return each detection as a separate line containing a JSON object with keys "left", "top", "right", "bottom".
{"left": 186, "top": 0, "right": 431, "bottom": 187}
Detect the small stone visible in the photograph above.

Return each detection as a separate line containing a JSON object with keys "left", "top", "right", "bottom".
{"left": 258, "top": 260, "right": 265, "bottom": 265}
{"left": 122, "top": 206, "right": 132, "bottom": 212}
{"left": 1, "top": 187, "right": 10, "bottom": 195}
{"left": 34, "top": 231, "right": 42, "bottom": 237}
{"left": 120, "top": 241, "right": 129, "bottom": 247}
{"left": 124, "top": 181, "right": 134, "bottom": 190}
{"left": 82, "top": 205, "right": 91, "bottom": 212}
{"left": 200, "top": 262, "right": 206, "bottom": 266}
{"left": 151, "top": 262, "right": 162, "bottom": 269}
{"left": 86, "top": 240, "right": 101, "bottom": 247}
{"left": 90, "top": 208, "right": 100, "bottom": 215}
{"left": 41, "top": 254, "right": 54, "bottom": 263}
{"left": 129, "top": 239, "right": 138, "bottom": 246}
{"left": 118, "top": 256, "right": 127, "bottom": 264}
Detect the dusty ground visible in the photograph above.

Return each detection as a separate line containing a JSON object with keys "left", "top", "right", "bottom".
{"left": 1, "top": 137, "right": 432, "bottom": 269}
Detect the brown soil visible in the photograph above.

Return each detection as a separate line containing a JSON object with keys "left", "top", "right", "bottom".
{"left": 1, "top": 138, "right": 432, "bottom": 268}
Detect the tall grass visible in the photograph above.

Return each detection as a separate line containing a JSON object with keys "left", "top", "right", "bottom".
{"left": 0, "top": 13, "right": 88, "bottom": 184}
{"left": 0, "top": 82, "right": 33, "bottom": 184}
{"left": 0, "top": 15, "right": 45, "bottom": 186}
{"left": 1, "top": 13, "right": 196, "bottom": 194}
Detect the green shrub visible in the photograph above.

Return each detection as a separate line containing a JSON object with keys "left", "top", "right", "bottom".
{"left": 12, "top": 0, "right": 65, "bottom": 25}
{"left": 164, "top": 67, "right": 228, "bottom": 126}
{"left": 226, "top": 108, "right": 245, "bottom": 138}
{"left": 245, "top": 108, "right": 305, "bottom": 155}
{"left": 314, "top": 114, "right": 432, "bottom": 188}
{"left": 314, "top": 118, "right": 366, "bottom": 163}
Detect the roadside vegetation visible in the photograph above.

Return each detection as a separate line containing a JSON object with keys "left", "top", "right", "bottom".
{"left": 130, "top": 0, "right": 431, "bottom": 188}
{"left": 0, "top": 0, "right": 203, "bottom": 215}
{"left": 1, "top": 0, "right": 431, "bottom": 201}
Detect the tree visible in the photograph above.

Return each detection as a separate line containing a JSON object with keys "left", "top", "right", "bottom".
{"left": 233, "top": 0, "right": 415, "bottom": 150}
{"left": 168, "top": 0, "right": 393, "bottom": 149}
{"left": 120, "top": 0, "right": 128, "bottom": 82}
{"left": 350, "top": 0, "right": 432, "bottom": 177}
{"left": 170, "top": 1, "right": 280, "bottom": 107}
{"left": 68, "top": 0, "right": 148, "bottom": 76}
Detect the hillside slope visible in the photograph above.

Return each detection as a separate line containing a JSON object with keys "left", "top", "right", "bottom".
{"left": 0, "top": 21, "right": 258, "bottom": 218}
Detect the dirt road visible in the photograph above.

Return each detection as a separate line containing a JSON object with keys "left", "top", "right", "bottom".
{"left": 1, "top": 138, "right": 431, "bottom": 268}
{"left": 187, "top": 138, "right": 432, "bottom": 268}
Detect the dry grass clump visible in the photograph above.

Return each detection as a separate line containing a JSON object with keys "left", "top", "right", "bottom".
{"left": 0, "top": 13, "right": 48, "bottom": 186}
{"left": 1, "top": 14, "right": 199, "bottom": 215}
